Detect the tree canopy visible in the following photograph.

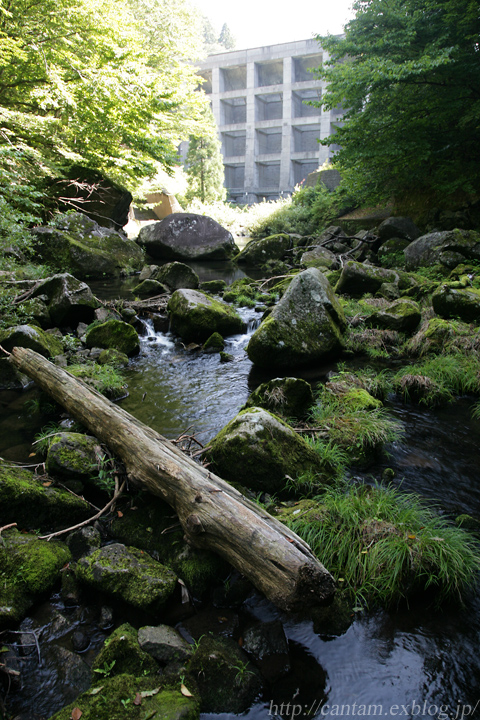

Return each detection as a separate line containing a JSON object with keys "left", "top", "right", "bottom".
{"left": 184, "top": 105, "right": 226, "bottom": 204}
{"left": 317, "top": 0, "right": 480, "bottom": 209}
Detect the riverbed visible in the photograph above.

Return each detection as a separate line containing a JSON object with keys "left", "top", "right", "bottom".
{"left": 2, "top": 266, "right": 480, "bottom": 720}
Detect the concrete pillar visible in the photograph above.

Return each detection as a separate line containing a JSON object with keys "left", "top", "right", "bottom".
{"left": 280, "top": 56, "right": 293, "bottom": 192}
{"left": 244, "top": 61, "right": 256, "bottom": 196}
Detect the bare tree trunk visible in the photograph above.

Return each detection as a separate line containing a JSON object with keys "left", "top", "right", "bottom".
{"left": 9, "top": 347, "right": 335, "bottom": 612}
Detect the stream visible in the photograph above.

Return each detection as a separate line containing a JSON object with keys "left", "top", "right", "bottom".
{"left": 2, "top": 265, "right": 480, "bottom": 720}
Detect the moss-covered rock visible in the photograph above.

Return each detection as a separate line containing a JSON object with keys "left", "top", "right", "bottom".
{"left": 243, "top": 377, "right": 314, "bottom": 419}
{"left": 199, "top": 279, "right": 227, "bottom": 294}
{"left": 202, "top": 332, "right": 224, "bottom": 353}
{"left": 97, "top": 348, "right": 129, "bottom": 367}
{"left": 167, "top": 289, "right": 245, "bottom": 343}
{"left": 367, "top": 298, "right": 421, "bottom": 333}
{"left": 0, "top": 529, "right": 71, "bottom": 627}
{"left": 48, "top": 673, "right": 199, "bottom": 720}
{"left": 138, "top": 625, "right": 192, "bottom": 664}
{"left": 404, "top": 229, "right": 480, "bottom": 270}
{"left": 85, "top": 319, "right": 140, "bottom": 355}
{"left": 185, "top": 635, "right": 262, "bottom": 713}
{"left": 131, "top": 278, "right": 168, "bottom": 298}
{"left": 153, "top": 261, "right": 200, "bottom": 291}
{"left": 110, "top": 495, "right": 228, "bottom": 598}
{"left": 246, "top": 268, "right": 345, "bottom": 370}
{"left": 235, "top": 233, "right": 291, "bottom": 266}
{"left": 432, "top": 284, "right": 480, "bottom": 323}
{"left": 93, "top": 623, "right": 159, "bottom": 677}
{"left": 45, "top": 432, "right": 103, "bottom": 481}
{"left": 335, "top": 261, "right": 397, "bottom": 297}
{"left": 301, "top": 245, "right": 338, "bottom": 270}
{"left": 76, "top": 543, "right": 177, "bottom": 612}
{"left": 0, "top": 461, "right": 90, "bottom": 531}
{"left": 31, "top": 212, "right": 144, "bottom": 279}
{"left": 0, "top": 324, "right": 63, "bottom": 357}
{"left": 205, "top": 407, "right": 327, "bottom": 495}
{"left": 31, "top": 273, "right": 100, "bottom": 326}
{"left": 405, "top": 317, "right": 478, "bottom": 357}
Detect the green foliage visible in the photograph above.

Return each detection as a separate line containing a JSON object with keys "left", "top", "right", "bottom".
{"left": 317, "top": 0, "right": 480, "bottom": 208}
{"left": 33, "top": 423, "right": 68, "bottom": 456}
{"left": 285, "top": 482, "right": 480, "bottom": 606}
{"left": 392, "top": 354, "right": 480, "bottom": 405}
{"left": 249, "top": 182, "right": 344, "bottom": 238}
{"left": 184, "top": 105, "right": 226, "bottom": 204}
{"left": 310, "top": 384, "right": 403, "bottom": 457}
{"left": 67, "top": 361, "right": 126, "bottom": 398}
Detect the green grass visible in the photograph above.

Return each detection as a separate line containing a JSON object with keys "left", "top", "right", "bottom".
{"left": 284, "top": 482, "right": 480, "bottom": 607}
{"left": 392, "top": 354, "right": 480, "bottom": 406}
{"left": 309, "top": 384, "right": 403, "bottom": 457}
{"left": 67, "top": 362, "right": 127, "bottom": 399}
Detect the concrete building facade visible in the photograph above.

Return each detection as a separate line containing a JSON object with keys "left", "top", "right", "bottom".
{"left": 195, "top": 38, "right": 341, "bottom": 203}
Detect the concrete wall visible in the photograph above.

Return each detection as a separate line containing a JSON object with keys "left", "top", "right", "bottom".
{"left": 197, "top": 38, "right": 341, "bottom": 203}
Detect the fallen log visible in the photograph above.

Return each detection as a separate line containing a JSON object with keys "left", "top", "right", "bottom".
{"left": 9, "top": 346, "right": 335, "bottom": 612}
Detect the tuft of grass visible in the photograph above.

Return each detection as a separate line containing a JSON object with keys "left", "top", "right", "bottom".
{"left": 33, "top": 422, "right": 67, "bottom": 455}
{"left": 67, "top": 362, "right": 127, "bottom": 399}
{"left": 392, "top": 354, "right": 480, "bottom": 406}
{"left": 309, "top": 385, "right": 403, "bottom": 457}
{"left": 284, "top": 482, "right": 480, "bottom": 607}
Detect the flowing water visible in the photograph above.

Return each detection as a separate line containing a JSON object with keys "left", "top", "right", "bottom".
{"left": 2, "top": 268, "right": 480, "bottom": 720}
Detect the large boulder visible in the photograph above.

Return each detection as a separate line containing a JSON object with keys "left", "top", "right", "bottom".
{"left": 0, "top": 324, "right": 63, "bottom": 357}
{"left": 137, "top": 213, "right": 238, "bottom": 261}
{"left": 235, "top": 234, "right": 292, "bottom": 265}
{"left": 367, "top": 298, "right": 422, "bottom": 333}
{"left": 301, "top": 245, "right": 338, "bottom": 270}
{"left": 152, "top": 261, "right": 200, "bottom": 291}
{"left": 76, "top": 543, "right": 177, "bottom": 612}
{"left": 335, "top": 261, "right": 397, "bottom": 297}
{"left": 377, "top": 216, "right": 421, "bottom": 241}
{"left": 205, "top": 407, "right": 326, "bottom": 495}
{"left": 432, "top": 284, "right": 480, "bottom": 323}
{"left": 404, "top": 229, "right": 480, "bottom": 270}
{"left": 243, "top": 377, "right": 314, "bottom": 419}
{"left": 246, "top": 268, "right": 345, "bottom": 370}
{"left": 31, "top": 212, "right": 144, "bottom": 279}
{"left": 168, "top": 289, "right": 245, "bottom": 343}
{"left": 84, "top": 318, "right": 140, "bottom": 355}
{"left": 31, "top": 273, "right": 100, "bottom": 326}
{"left": 45, "top": 432, "right": 103, "bottom": 481}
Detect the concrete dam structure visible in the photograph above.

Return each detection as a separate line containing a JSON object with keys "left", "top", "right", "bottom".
{"left": 195, "top": 38, "right": 342, "bottom": 203}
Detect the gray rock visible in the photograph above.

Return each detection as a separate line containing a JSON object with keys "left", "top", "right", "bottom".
{"left": 152, "top": 261, "right": 200, "bottom": 291}
{"left": 432, "top": 284, "right": 480, "bottom": 323}
{"left": 0, "top": 324, "right": 63, "bottom": 358}
{"left": 335, "top": 261, "right": 397, "bottom": 297}
{"left": 46, "top": 432, "right": 102, "bottom": 480}
{"left": 137, "top": 213, "right": 238, "bottom": 261}
{"left": 76, "top": 543, "right": 177, "bottom": 612}
{"left": 246, "top": 268, "right": 345, "bottom": 370}
{"left": 168, "top": 288, "right": 245, "bottom": 343}
{"left": 0, "top": 358, "right": 31, "bottom": 390}
{"left": 138, "top": 625, "right": 192, "bottom": 663}
{"left": 243, "top": 377, "right": 314, "bottom": 419}
{"left": 31, "top": 273, "right": 100, "bottom": 327}
{"left": 236, "top": 234, "right": 291, "bottom": 265}
{"left": 301, "top": 245, "right": 339, "bottom": 269}
{"left": 66, "top": 526, "right": 102, "bottom": 560}
{"left": 404, "top": 229, "right": 480, "bottom": 270}
{"left": 132, "top": 278, "right": 168, "bottom": 297}
{"left": 377, "top": 216, "right": 421, "bottom": 241}
{"left": 367, "top": 298, "right": 422, "bottom": 333}
{"left": 31, "top": 212, "right": 144, "bottom": 279}
{"left": 243, "top": 620, "right": 290, "bottom": 682}
{"left": 205, "top": 407, "right": 327, "bottom": 495}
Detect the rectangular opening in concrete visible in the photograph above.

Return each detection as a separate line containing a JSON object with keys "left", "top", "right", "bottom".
{"left": 220, "top": 97, "right": 247, "bottom": 125}
{"left": 255, "top": 59, "right": 284, "bottom": 87}
{"left": 220, "top": 65, "right": 247, "bottom": 92}
{"left": 292, "top": 89, "right": 321, "bottom": 118}
{"left": 293, "top": 53, "right": 323, "bottom": 82}
{"left": 256, "top": 127, "right": 282, "bottom": 155}
{"left": 256, "top": 161, "right": 280, "bottom": 189}
{"left": 198, "top": 70, "right": 212, "bottom": 94}
{"left": 224, "top": 164, "right": 245, "bottom": 190}
{"left": 292, "top": 160, "right": 319, "bottom": 186}
{"left": 222, "top": 130, "right": 246, "bottom": 157}
{"left": 255, "top": 93, "right": 283, "bottom": 121}
{"left": 292, "top": 124, "right": 320, "bottom": 152}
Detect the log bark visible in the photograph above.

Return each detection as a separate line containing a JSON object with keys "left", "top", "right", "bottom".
{"left": 9, "top": 346, "right": 335, "bottom": 612}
